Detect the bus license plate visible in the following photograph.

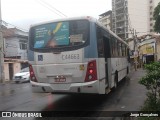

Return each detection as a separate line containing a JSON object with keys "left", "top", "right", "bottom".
{"left": 54, "top": 77, "right": 66, "bottom": 83}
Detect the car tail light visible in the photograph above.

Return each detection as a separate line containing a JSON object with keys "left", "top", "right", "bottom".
{"left": 29, "top": 64, "right": 37, "bottom": 82}
{"left": 85, "top": 60, "right": 97, "bottom": 82}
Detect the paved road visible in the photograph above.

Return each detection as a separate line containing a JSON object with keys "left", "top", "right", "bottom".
{"left": 0, "top": 68, "right": 147, "bottom": 120}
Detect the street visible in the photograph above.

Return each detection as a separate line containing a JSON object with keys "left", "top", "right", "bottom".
{"left": 0, "top": 68, "right": 147, "bottom": 120}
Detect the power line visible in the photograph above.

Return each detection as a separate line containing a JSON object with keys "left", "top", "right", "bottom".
{"left": 35, "top": 0, "right": 67, "bottom": 18}
{"left": 36, "top": 0, "right": 64, "bottom": 17}
{"left": 39, "top": 0, "right": 67, "bottom": 17}
{"left": 1, "top": 20, "right": 28, "bottom": 32}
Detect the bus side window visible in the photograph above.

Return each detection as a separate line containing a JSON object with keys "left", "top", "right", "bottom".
{"left": 125, "top": 46, "right": 127, "bottom": 56}
{"left": 113, "top": 38, "right": 117, "bottom": 57}
{"left": 103, "top": 36, "right": 111, "bottom": 58}
{"left": 127, "top": 48, "right": 131, "bottom": 62}
{"left": 118, "top": 42, "right": 122, "bottom": 56}
{"left": 96, "top": 26, "right": 104, "bottom": 57}
{"left": 111, "top": 36, "right": 115, "bottom": 57}
{"left": 115, "top": 39, "right": 118, "bottom": 56}
{"left": 122, "top": 43, "right": 125, "bottom": 56}
{"left": 116, "top": 41, "right": 119, "bottom": 56}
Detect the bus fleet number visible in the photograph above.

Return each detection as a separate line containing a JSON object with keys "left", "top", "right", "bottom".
{"left": 62, "top": 54, "right": 80, "bottom": 60}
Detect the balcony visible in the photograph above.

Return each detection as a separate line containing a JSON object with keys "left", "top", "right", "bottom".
{"left": 115, "top": 0, "right": 123, "bottom": 4}
{"left": 115, "top": 6, "right": 125, "bottom": 11}
{"left": 116, "top": 19, "right": 125, "bottom": 23}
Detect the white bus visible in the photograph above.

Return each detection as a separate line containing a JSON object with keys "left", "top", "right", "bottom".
{"left": 28, "top": 16, "right": 130, "bottom": 94}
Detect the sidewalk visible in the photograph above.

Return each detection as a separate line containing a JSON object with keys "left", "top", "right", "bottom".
{"left": 128, "top": 67, "right": 146, "bottom": 89}
{"left": 123, "top": 67, "right": 147, "bottom": 111}
{"left": 100, "top": 67, "right": 147, "bottom": 111}
{"left": 0, "top": 80, "right": 14, "bottom": 85}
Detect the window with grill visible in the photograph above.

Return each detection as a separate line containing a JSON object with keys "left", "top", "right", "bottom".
{"left": 20, "top": 43, "right": 27, "bottom": 50}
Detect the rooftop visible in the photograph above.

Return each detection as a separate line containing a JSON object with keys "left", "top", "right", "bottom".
{"left": 2, "top": 28, "right": 28, "bottom": 38}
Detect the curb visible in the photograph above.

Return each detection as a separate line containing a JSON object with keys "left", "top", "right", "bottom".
{"left": 0, "top": 81, "right": 14, "bottom": 85}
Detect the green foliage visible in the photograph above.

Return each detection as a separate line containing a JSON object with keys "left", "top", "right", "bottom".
{"left": 140, "top": 93, "right": 160, "bottom": 111}
{"left": 154, "top": 16, "right": 160, "bottom": 33}
{"left": 153, "top": 2, "right": 160, "bottom": 33}
{"left": 153, "top": 2, "right": 160, "bottom": 20}
{"left": 139, "top": 62, "right": 160, "bottom": 119}
{"left": 138, "top": 116, "right": 160, "bottom": 120}
{"left": 139, "top": 62, "right": 160, "bottom": 92}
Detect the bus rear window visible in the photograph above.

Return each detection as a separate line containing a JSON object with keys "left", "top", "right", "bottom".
{"left": 29, "top": 20, "right": 89, "bottom": 52}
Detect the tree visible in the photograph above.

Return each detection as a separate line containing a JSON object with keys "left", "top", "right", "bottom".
{"left": 138, "top": 62, "right": 160, "bottom": 120}
{"left": 139, "top": 62, "right": 160, "bottom": 111}
{"left": 153, "top": 2, "right": 160, "bottom": 33}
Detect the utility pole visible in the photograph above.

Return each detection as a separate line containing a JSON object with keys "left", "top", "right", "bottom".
{"left": 0, "top": 0, "right": 4, "bottom": 83}
{"left": 133, "top": 29, "right": 138, "bottom": 71}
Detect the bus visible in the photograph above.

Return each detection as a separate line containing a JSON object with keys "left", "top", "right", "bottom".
{"left": 28, "top": 16, "right": 130, "bottom": 94}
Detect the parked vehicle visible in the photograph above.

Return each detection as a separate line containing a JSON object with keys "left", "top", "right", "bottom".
{"left": 13, "top": 67, "right": 30, "bottom": 83}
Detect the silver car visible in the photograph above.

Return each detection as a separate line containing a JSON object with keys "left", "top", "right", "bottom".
{"left": 13, "top": 67, "right": 30, "bottom": 83}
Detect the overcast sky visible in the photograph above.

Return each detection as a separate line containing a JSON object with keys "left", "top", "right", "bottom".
{"left": 1, "top": 0, "right": 111, "bottom": 31}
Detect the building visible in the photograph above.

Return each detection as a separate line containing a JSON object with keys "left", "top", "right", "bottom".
{"left": 2, "top": 28, "right": 28, "bottom": 81}
{"left": 149, "top": 0, "right": 160, "bottom": 33}
{"left": 99, "top": 10, "right": 112, "bottom": 30}
{"left": 3, "top": 28, "right": 28, "bottom": 60}
{"left": 112, "top": 0, "right": 160, "bottom": 40}
{"left": 128, "top": 34, "right": 160, "bottom": 67}
{"left": 138, "top": 35, "right": 156, "bottom": 64}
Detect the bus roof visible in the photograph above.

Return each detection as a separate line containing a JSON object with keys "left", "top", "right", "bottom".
{"left": 30, "top": 16, "right": 97, "bottom": 28}
{"left": 30, "top": 16, "right": 128, "bottom": 47}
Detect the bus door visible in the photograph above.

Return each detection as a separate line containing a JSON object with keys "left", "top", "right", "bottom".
{"left": 103, "top": 36, "right": 111, "bottom": 85}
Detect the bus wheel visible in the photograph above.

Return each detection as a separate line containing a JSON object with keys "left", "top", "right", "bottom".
{"left": 114, "top": 72, "right": 118, "bottom": 89}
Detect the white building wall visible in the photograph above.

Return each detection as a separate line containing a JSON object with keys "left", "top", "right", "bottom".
{"left": 13, "top": 63, "right": 21, "bottom": 75}
{"left": 128, "top": 0, "right": 149, "bottom": 37}
{"left": 17, "top": 46, "right": 28, "bottom": 60}
{"left": 4, "top": 37, "right": 28, "bottom": 60}
{"left": 4, "top": 63, "right": 9, "bottom": 80}
{"left": 5, "top": 37, "right": 19, "bottom": 57}
{"left": 99, "top": 15, "right": 112, "bottom": 30}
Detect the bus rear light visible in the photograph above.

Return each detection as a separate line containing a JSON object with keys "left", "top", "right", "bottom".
{"left": 29, "top": 65, "right": 38, "bottom": 82}
{"left": 85, "top": 60, "right": 97, "bottom": 82}
{"left": 89, "top": 69, "right": 94, "bottom": 74}
{"left": 89, "top": 63, "right": 94, "bottom": 67}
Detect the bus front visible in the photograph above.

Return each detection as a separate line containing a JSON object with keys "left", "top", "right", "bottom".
{"left": 28, "top": 17, "right": 100, "bottom": 94}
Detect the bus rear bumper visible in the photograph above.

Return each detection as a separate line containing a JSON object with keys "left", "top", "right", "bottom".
{"left": 30, "top": 80, "right": 100, "bottom": 94}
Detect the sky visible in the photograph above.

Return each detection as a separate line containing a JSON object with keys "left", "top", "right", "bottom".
{"left": 1, "top": 0, "right": 111, "bottom": 31}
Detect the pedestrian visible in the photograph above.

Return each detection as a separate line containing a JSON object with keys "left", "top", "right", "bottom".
{"left": 134, "top": 60, "right": 138, "bottom": 71}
